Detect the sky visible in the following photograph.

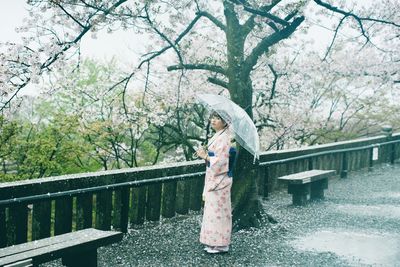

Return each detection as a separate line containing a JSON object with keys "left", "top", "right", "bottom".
{"left": 0, "top": 0, "right": 146, "bottom": 64}
{"left": 1, "top": 1, "right": 338, "bottom": 60}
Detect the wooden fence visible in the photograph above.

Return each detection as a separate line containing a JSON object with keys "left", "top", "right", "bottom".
{"left": 1, "top": 132, "right": 400, "bottom": 247}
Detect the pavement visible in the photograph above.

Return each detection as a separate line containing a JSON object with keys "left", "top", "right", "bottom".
{"left": 46, "top": 163, "right": 400, "bottom": 266}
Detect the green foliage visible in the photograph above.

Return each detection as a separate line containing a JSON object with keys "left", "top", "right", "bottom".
{"left": 0, "top": 59, "right": 176, "bottom": 182}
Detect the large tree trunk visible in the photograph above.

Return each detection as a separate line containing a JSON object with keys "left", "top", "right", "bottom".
{"left": 231, "top": 148, "right": 263, "bottom": 230}
{"left": 224, "top": 0, "right": 265, "bottom": 230}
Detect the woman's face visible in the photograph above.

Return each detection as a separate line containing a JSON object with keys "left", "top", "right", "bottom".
{"left": 210, "top": 115, "right": 226, "bottom": 131}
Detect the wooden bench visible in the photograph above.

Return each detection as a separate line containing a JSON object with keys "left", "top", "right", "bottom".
{"left": 0, "top": 228, "right": 123, "bottom": 267}
{"left": 278, "top": 170, "right": 336, "bottom": 206}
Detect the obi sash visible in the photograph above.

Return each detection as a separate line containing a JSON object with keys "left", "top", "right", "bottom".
{"left": 207, "top": 147, "right": 237, "bottom": 177}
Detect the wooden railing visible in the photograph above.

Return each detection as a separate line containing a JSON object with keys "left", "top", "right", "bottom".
{"left": 1, "top": 132, "right": 400, "bottom": 247}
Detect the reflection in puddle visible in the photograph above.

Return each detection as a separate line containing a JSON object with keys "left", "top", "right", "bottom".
{"left": 291, "top": 230, "right": 400, "bottom": 266}
{"left": 335, "top": 204, "right": 400, "bottom": 219}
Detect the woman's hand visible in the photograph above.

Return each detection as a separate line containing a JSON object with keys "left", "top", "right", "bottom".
{"left": 196, "top": 147, "right": 208, "bottom": 160}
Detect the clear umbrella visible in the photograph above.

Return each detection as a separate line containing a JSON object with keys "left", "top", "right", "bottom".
{"left": 197, "top": 93, "right": 260, "bottom": 162}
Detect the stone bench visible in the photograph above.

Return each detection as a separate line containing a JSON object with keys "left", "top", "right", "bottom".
{"left": 0, "top": 228, "right": 123, "bottom": 267}
{"left": 278, "top": 170, "right": 336, "bottom": 205}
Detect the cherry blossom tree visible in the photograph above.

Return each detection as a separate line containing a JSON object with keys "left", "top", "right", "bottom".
{"left": 1, "top": 0, "right": 399, "bottom": 229}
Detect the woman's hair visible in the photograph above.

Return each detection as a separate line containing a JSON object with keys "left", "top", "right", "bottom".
{"left": 210, "top": 111, "right": 228, "bottom": 126}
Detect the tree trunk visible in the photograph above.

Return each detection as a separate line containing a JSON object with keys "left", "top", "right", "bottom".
{"left": 231, "top": 147, "right": 263, "bottom": 230}
{"left": 224, "top": 0, "right": 265, "bottom": 230}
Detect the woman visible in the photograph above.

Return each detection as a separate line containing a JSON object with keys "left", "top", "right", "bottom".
{"left": 196, "top": 112, "right": 233, "bottom": 254}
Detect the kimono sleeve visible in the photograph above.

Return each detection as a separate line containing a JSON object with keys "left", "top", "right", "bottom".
{"left": 208, "top": 134, "right": 230, "bottom": 177}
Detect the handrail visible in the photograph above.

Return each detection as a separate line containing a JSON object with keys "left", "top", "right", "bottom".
{"left": 259, "top": 139, "right": 400, "bottom": 166}
{"left": 0, "top": 171, "right": 206, "bottom": 207}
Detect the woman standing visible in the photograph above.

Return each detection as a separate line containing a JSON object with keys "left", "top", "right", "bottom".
{"left": 196, "top": 112, "right": 233, "bottom": 254}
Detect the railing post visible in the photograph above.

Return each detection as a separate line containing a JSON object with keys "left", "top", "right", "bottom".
{"left": 0, "top": 207, "right": 6, "bottom": 248}
{"left": 146, "top": 183, "right": 162, "bottom": 222}
{"left": 189, "top": 175, "right": 204, "bottom": 211}
{"left": 308, "top": 157, "right": 313, "bottom": 170}
{"left": 368, "top": 147, "right": 374, "bottom": 171}
{"left": 130, "top": 187, "right": 146, "bottom": 225}
{"left": 162, "top": 182, "right": 177, "bottom": 218}
{"left": 32, "top": 201, "right": 51, "bottom": 240}
{"left": 76, "top": 193, "right": 93, "bottom": 230}
{"left": 95, "top": 191, "right": 112, "bottom": 231}
{"left": 7, "top": 204, "right": 28, "bottom": 245}
{"left": 341, "top": 152, "right": 348, "bottom": 178}
{"left": 382, "top": 125, "right": 393, "bottom": 164}
{"left": 55, "top": 196, "right": 73, "bottom": 235}
{"left": 390, "top": 143, "right": 395, "bottom": 164}
{"left": 120, "top": 188, "right": 130, "bottom": 233}
{"left": 175, "top": 180, "right": 190, "bottom": 215}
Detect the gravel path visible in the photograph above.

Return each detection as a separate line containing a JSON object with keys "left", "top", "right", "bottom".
{"left": 46, "top": 163, "right": 400, "bottom": 266}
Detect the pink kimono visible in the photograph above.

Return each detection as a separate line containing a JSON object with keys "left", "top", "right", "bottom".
{"left": 199, "top": 130, "right": 232, "bottom": 247}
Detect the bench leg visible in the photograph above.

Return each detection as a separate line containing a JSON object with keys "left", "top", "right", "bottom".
{"left": 62, "top": 249, "right": 97, "bottom": 267}
{"left": 292, "top": 193, "right": 308, "bottom": 206}
{"left": 288, "top": 184, "right": 310, "bottom": 206}
{"left": 310, "top": 179, "right": 328, "bottom": 201}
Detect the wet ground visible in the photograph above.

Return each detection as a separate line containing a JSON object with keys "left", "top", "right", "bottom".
{"left": 46, "top": 163, "right": 400, "bottom": 266}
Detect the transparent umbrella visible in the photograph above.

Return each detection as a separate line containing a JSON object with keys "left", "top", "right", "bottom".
{"left": 197, "top": 93, "right": 260, "bottom": 162}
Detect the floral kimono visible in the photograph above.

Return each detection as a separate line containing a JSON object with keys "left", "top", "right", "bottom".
{"left": 199, "top": 129, "right": 232, "bottom": 247}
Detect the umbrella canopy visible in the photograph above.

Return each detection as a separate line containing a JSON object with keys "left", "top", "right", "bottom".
{"left": 197, "top": 93, "right": 260, "bottom": 161}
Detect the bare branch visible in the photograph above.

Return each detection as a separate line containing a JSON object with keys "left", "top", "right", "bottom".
{"left": 207, "top": 77, "right": 229, "bottom": 89}
{"left": 267, "top": 64, "right": 278, "bottom": 101}
{"left": 196, "top": 11, "right": 226, "bottom": 32}
{"left": 323, "top": 15, "right": 346, "bottom": 61}
{"left": 241, "top": 6, "right": 289, "bottom": 26}
{"left": 138, "top": 13, "right": 202, "bottom": 68}
{"left": 314, "top": 0, "right": 400, "bottom": 28}
{"left": 243, "top": 16, "right": 304, "bottom": 76}
{"left": 167, "top": 63, "right": 227, "bottom": 76}
{"left": 142, "top": 5, "right": 184, "bottom": 67}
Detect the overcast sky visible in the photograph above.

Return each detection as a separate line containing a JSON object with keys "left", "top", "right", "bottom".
{"left": 1, "top": 0, "right": 339, "bottom": 60}
{"left": 0, "top": 0, "right": 147, "bottom": 65}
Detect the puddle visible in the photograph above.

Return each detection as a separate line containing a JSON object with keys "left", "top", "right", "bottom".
{"left": 335, "top": 204, "right": 400, "bottom": 219}
{"left": 291, "top": 230, "right": 400, "bottom": 266}
{"left": 372, "top": 192, "right": 400, "bottom": 199}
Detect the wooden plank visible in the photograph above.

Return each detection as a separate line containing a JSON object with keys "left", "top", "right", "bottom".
{"left": 0, "top": 229, "right": 122, "bottom": 266}
{"left": 4, "top": 258, "right": 32, "bottom": 267}
{"left": 189, "top": 176, "right": 203, "bottom": 211}
{"left": 7, "top": 205, "right": 28, "bottom": 245}
{"left": 175, "top": 180, "right": 190, "bottom": 215}
{"left": 54, "top": 197, "right": 73, "bottom": 235}
{"left": 76, "top": 194, "right": 93, "bottom": 230}
{"left": 0, "top": 207, "right": 6, "bottom": 248}
{"left": 278, "top": 170, "right": 335, "bottom": 184}
{"left": 146, "top": 183, "right": 162, "bottom": 221}
{"left": 0, "top": 228, "right": 104, "bottom": 258}
{"left": 267, "top": 164, "right": 277, "bottom": 192}
{"left": 95, "top": 191, "right": 112, "bottom": 231}
{"left": 32, "top": 201, "right": 51, "bottom": 241}
{"left": 130, "top": 187, "right": 146, "bottom": 225}
{"left": 341, "top": 152, "right": 348, "bottom": 178}
{"left": 112, "top": 190, "right": 122, "bottom": 229}
{"left": 119, "top": 188, "right": 130, "bottom": 233}
{"left": 161, "top": 182, "right": 177, "bottom": 218}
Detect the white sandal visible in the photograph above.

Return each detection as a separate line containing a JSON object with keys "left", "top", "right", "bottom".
{"left": 206, "top": 246, "right": 229, "bottom": 254}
